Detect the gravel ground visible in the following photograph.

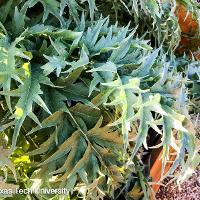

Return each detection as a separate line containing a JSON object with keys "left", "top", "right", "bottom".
{"left": 156, "top": 117, "right": 200, "bottom": 200}
{"left": 156, "top": 165, "right": 200, "bottom": 199}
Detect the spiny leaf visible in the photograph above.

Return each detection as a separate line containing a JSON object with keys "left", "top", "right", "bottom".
{"left": 28, "top": 0, "right": 63, "bottom": 24}
{"left": 12, "top": 2, "right": 29, "bottom": 35}
{"left": 131, "top": 107, "right": 151, "bottom": 157}
{"left": 27, "top": 111, "right": 63, "bottom": 136}
{"left": 108, "top": 31, "right": 135, "bottom": 64}
{"left": 42, "top": 55, "right": 67, "bottom": 77}
{"left": 0, "top": 33, "right": 29, "bottom": 112}
{"left": 70, "top": 103, "right": 101, "bottom": 129}
{"left": 0, "top": 0, "right": 13, "bottom": 24}
{"left": 132, "top": 48, "right": 160, "bottom": 77}
{"left": 90, "top": 22, "right": 131, "bottom": 55}
{"left": 83, "top": 0, "right": 97, "bottom": 21}
{"left": 103, "top": 76, "right": 147, "bottom": 150}
{"left": 59, "top": 82, "right": 96, "bottom": 108}
{"left": 29, "top": 117, "right": 122, "bottom": 188}
{"left": 1, "top": 65, "right": 53, "bottom": 150}
{"left": 27, "top": 103, "right": 101, "bottom": 158}
{"left": 66, "top": 45, "right": 89, "bottom": 73}
{"left": 60, "top": 0, "right": 83, "bottom": 24}
{"left": 0, "top": 147, "right": 17, "bottom": 181}
{"left": 88, "top": 61, "right": 117, "bottom": 73}
{"left": 82, "top": 17, "right": 108, "bottom": 50}
{"left": 27, "top": 24, "right": 83, "bottom": 41}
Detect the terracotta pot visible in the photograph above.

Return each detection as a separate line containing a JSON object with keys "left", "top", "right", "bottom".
{"left": 175, "top": 2, "right": 200, "bottom": 59}
{"left": 149, "top": 147, "right": 176, "bottom": 199}
{"left": 176, "top": 3, "right": 199, "bottom": 35}
{"left": 148, "top": 3, "right": 199, "bottom": 196}
{"left": 176, "top": 36, "right": 200, "bottom": 59}
{"left": 151, "top": 148, "right": 175, "bottom": 191}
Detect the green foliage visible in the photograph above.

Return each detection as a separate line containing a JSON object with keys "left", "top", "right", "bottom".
{"left": 0, "top": 0, "right": 199, "bottom": 199}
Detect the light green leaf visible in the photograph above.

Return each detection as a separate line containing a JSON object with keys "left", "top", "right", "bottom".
{"left": 88, "top": 62, "right": 117, "bottom": 73}
{"left": 42, "top": 55, "right": 67, "bottom": 77}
